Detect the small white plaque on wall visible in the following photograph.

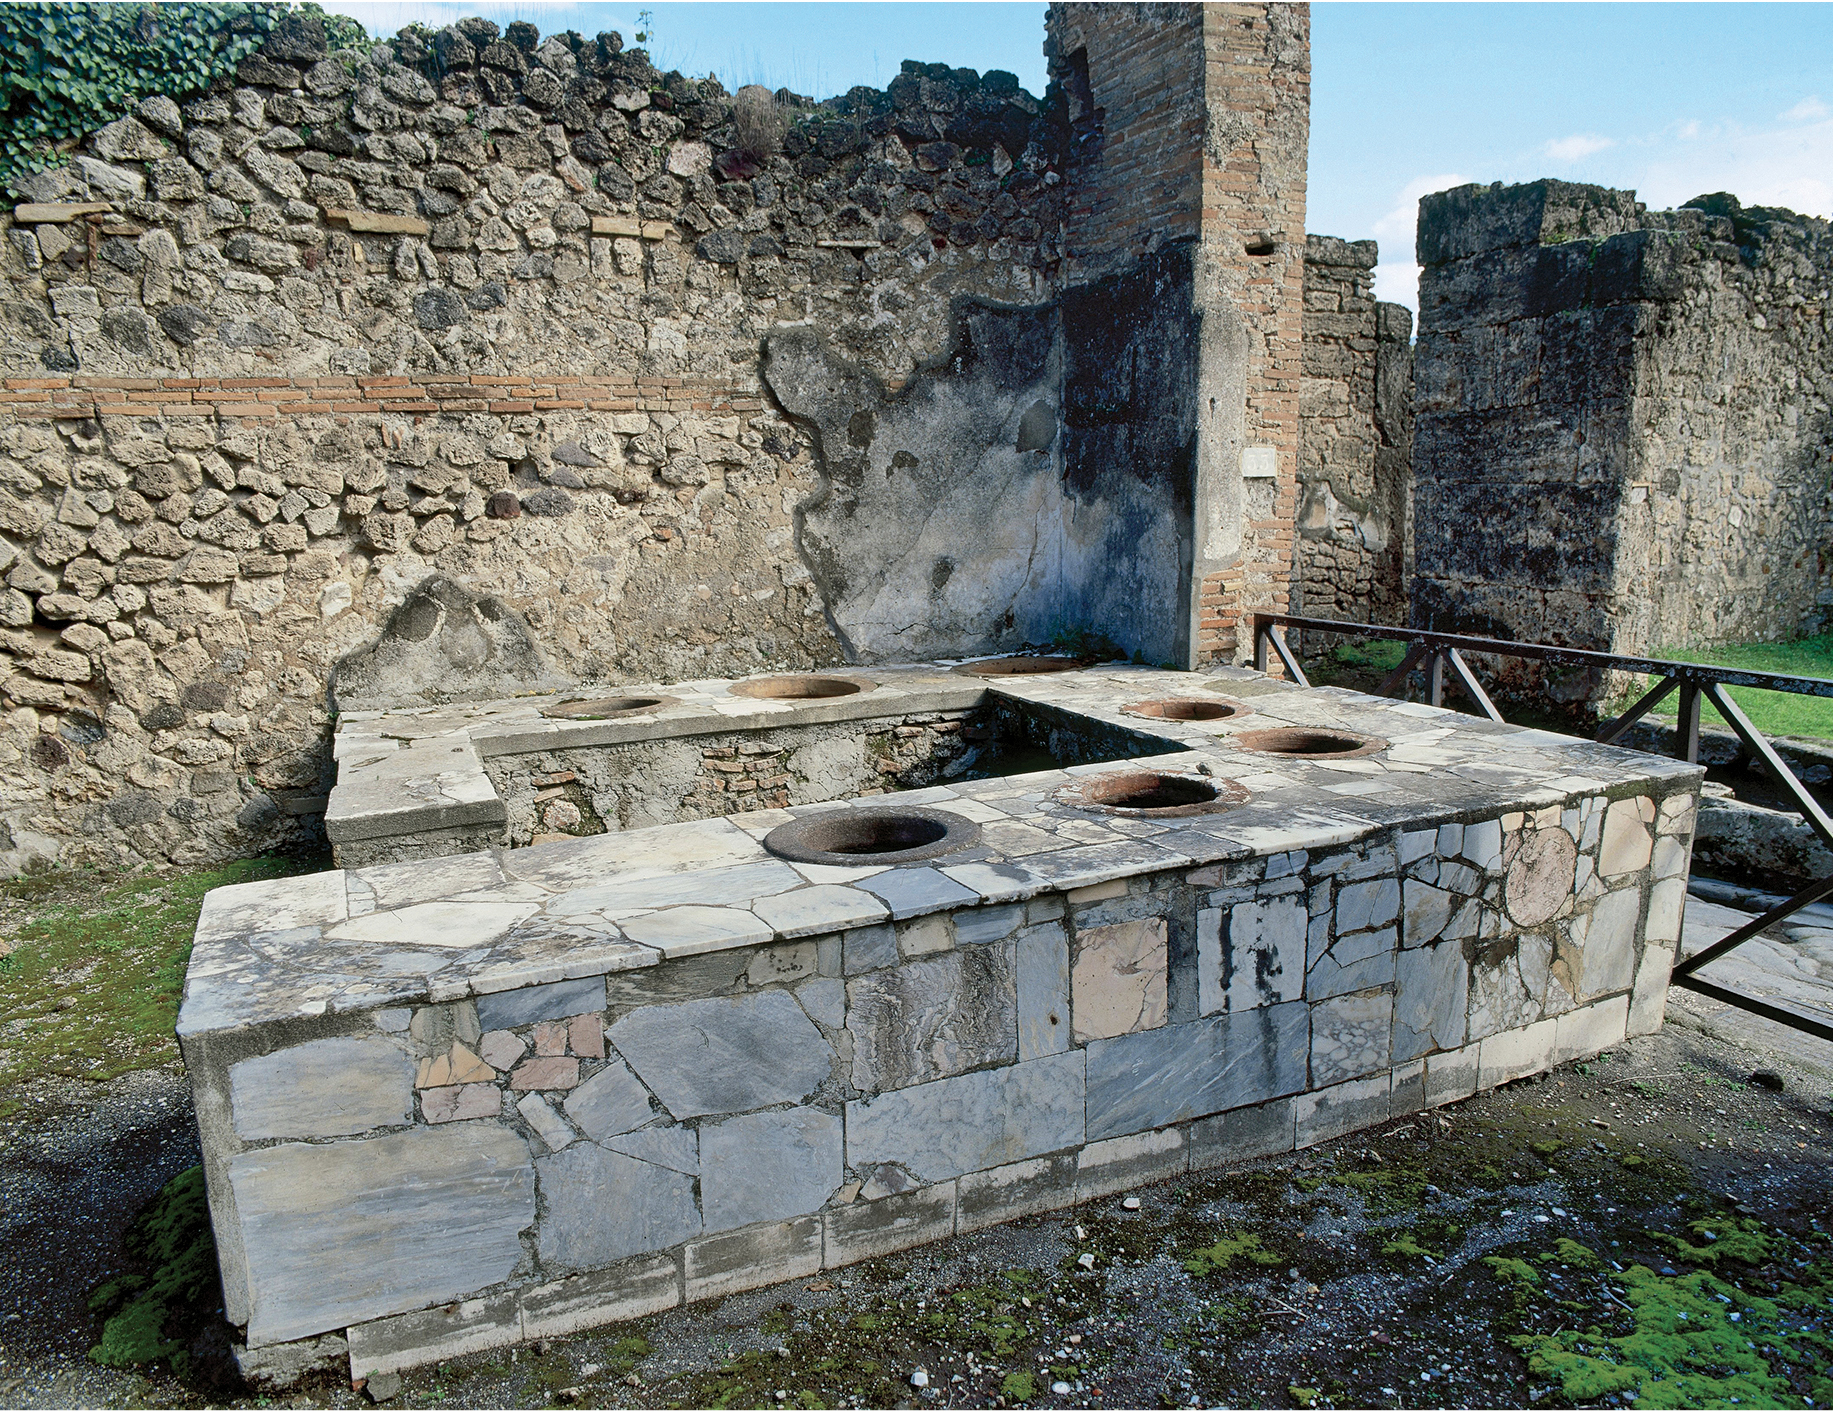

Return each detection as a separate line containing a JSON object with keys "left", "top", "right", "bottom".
{"left": 1241, "top": 446, "right": 1278, "bottom": 479}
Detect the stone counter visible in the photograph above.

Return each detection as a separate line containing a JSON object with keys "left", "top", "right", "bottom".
{"left": 179, "top": 666, "right": 1701, "bottom": 1380}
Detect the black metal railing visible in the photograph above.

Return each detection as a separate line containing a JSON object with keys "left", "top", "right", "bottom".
{"left": 1251, "top": 612, "right": 1833, "bottom": 1044}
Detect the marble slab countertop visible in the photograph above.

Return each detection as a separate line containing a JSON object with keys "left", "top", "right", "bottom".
{"left": 187, "top": 664, "right": 1702, "bottom": 1039}
{"left": 325, "top": 663, "right": 990, "bottom": 843}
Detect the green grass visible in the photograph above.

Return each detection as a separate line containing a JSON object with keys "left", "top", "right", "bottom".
{"left": 0, "top": 854, "right": 322, "bottom": 1115}
{"left": 1314, "top": 631, "right": 1833, "bottom": 741}
{"left": 1624, "top": 633, "right": 1833, "bottom": 741}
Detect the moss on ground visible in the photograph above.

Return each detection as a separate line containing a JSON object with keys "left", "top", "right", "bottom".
{"left": 1183, "top": 1232, "right": 1284, "bottom": 1276}
{"left": 0, "top": 852, "right": 322, "bottom": 1116}
{"left": 1490, "top": 1217, "right": 1833, "bottom": 1408}
{"left": 87, "top": 1166, "right": 220, "bottom": 1376}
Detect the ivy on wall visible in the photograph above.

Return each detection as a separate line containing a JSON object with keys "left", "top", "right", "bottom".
{"left": 0, "top": 2, "right": 368, "bottom": 196}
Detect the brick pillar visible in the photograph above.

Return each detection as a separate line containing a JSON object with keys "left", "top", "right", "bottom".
{"left": 1050, "top": 3, "right": 1309, "bottom": 667}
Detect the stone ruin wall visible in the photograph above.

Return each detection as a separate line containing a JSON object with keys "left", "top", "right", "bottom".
{"left": 1412, "top": 179, "right": 1833, "bottom": 673}
{"left": 1294, "top": 234, "right": 1414, "bottom": 627}
{"left": 0, "top": 4, "right": 1315, "bottom": 877}
{"left": 0, "top": 13, "right": 1071, "bottom": 875}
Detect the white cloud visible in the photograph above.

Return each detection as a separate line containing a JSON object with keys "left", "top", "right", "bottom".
{"left": 1372, "top": 261, "right": 1422, "bottom": 320}
{"left": 1628, "top": 112, "right": 1833, "bottom": 218}
{"left": 1368, "top": 173, "right": 1470, "bottom": 316}
{"left": 1782, "top": 96, "right": 1830, "bottom": 122}
{"left": 1543, "top": 133, "right": 1615, "bottom": 162}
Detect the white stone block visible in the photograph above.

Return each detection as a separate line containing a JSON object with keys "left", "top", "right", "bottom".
{"left": 1628, "top": 942, "right": 1676, "bottom": 1037}
{"left": 229, "top": 1036, "right": 414, "bottom": 1140}
{"left": 1476, "top": 1017, "right": 1557, "bottom": 1089}
{"left": 1075, "top": 1127, "right": 1186, "bottom": 1202}
{"left": 1599, "top": 796, "right": 1655, "bottom": 877}
{"left": 1295, "top": 1073, "right": 1390, "bottom": 1148}
{"left": 1553, "top": 995, "right": 1629, "bottom": 1065}
{"left": 1423, "top": 1046, "right": 1478, "bottom": 1108}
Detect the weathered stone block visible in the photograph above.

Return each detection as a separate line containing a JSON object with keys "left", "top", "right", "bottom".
{"left": 1645, "top": 876, "right": 1685, "bottom": 944}
{"left": 824, "top": 1182, "right": 956, "bottom": 1268}
{"left": 1295, "top": 1072, "right": 1391, "bottom": 1148}
{"left": 1599, "top": 796, "right": 1655, "bottom": 877}
{"left": 1477, "top": 1017, "right": 1558, "bottom": 1088}
{"left": 1084, "top": 1002, "right": 1307, "bottom": 1142}
{"left": 1072, "top": 918, "right": 1167, "bottom": 1041}
{"left": 843, "top": 921, "right": 899, "bottom": 974}
{"left": 1335, "top": 876, "right": 1400, "bottom": 933}
{"left": 535, "top": 1143, "right": 700, "bottom": 1274}
{"left": 1553, "top": 994, "right": 1629, "bottom": 1065}
{"left": 1188, "top": 1096, "right": 1298, "bottom": 1170}
{"left": 608, "top": 990, "right": 832, "bottom": 1119}
{"left": 685, "top": 1216, "right": 823, "bottom": 1303}
{"left": 422, "top": 1082, "right": 501, "bottom": 1124}
{"left": 1016, "top": 923, "right": 1071, "bottom": 1060}
{"left": 1392, "top": 939, "right": 1467, "bottom": 1063}
{"left": 1311, "top": 992, "right": 1394, "bottom": 1086}
{"left": 1504, "top": 826, "right": 1577, "bottom": 926}
{"left": 846, "top": 942, "right": 1016, "bottom": 1091}
{"left": 1627, "top": 941, "right": 1675, "bottom": 1037}
{"left": 1469, "top": 932, "right": 1552, "bottom": 1041}
{"left": 1076, "top": 1127, "right": 1186, "bottom": 1202}
{"left": 229, "top": 1035, "right": 414, "bottom": 1139}
{"left": 520, "top": 1252, "right": 680, "bottom": 1340}
{"left": 227, "top": 1124, "right": 534, "bottom": 1347}
{"left": 603, "top": 1123, "right": 698, "bottom": 1174}
{"left": 956, "top": 1154, "right": 1078, "bottom": 1234}
{"left": 475, "top": 975, "right": 604, "bottom": 1030}
{"left": 700, "top": 1106, "right": 842, "bottom": 1232}
{"left": 1390, "top": 1058, "right": 1427, "bottom": 1116}
{"left": 1199, "top": 895, "right": 1306, "bottom": 1013}
{"left": 563, "top": 1056, "right": 658, "bottom": 1140}
{"left": 1306, "top": 927, "right": 1396, "bottom": 1001}
{"left": 1423, "top": 1045, "right": 1479, "bottom": 1107}
{"left": 1576, "top": 885, "right": 1641, "bottom": 997}
{"left": 846, "top": 1051, "right": 1084, "bottom": 1182}
{"left": 345, "top": 1290, "right": 521, "bottom": 1379}
{"left": 955, "top": 902, "right": 1025, "bottom": 945}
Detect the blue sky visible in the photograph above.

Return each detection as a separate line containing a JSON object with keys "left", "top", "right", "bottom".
{"left": 332, "top": 2, "right": 1833, "bottom": 311}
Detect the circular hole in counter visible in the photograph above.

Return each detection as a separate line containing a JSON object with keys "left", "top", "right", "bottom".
{"left": 1121, "top": 697, "right": 1253, "bottom": 722}
{"left": 763, "top": 806, "right": 981, "bottom": 865}
{"left": 540, "top": 695, "right": 675, "bottom": 720}
{"left": 728, "top": 675, "right": 875, "bottom": 700}
{"left": 1229, "top": 726, "right": 1387, "bottom": 759}
{"left": 1056, "top": 770, "right": 1249, "bottom": 818}
{"left": 952, "top": 656, "right": 1084, "bottom": 677}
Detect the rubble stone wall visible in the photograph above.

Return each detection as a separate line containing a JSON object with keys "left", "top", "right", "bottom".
{"left": 1413, "top": 179, "right": 1833, "bottom": 669}
{"left": 1295, "top": 234, "right": 1414, "bottom": 626}
{"left": 480, "top": 708, "right": 987, "bottom": 849}
{"left": 0, "top": 15, "right": 1071, "bottom": 874}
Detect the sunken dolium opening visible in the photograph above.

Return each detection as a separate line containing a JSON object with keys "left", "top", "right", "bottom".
{"left": 1230, "top": 726, "right": 1387, "bottom": 759}
{"left": 1122, "top": 697, "right": 1251, "bottom": 722}
{"left": 728, "top": 674, "right": 874, "bottom": 700}
{"left": 1056, "top": 770, "right": 1250, "bottom": 818}
{"left": 541, "top": 695, "right": 674, "bottom": 720}
{"left": 763, "top": 806, "right": 981, "bottom": 866}
{"left": 953, "top": 656, "right": 1084, "bottom": 677}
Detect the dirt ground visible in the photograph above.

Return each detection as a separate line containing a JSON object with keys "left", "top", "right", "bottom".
{"left": 1, "top": 987, "right": 1828, "bottom": 1412}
